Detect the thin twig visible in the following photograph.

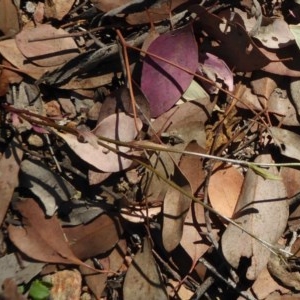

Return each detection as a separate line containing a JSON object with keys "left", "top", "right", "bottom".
{"left": 198, "top": 258, "right": 257, "bottom": 300}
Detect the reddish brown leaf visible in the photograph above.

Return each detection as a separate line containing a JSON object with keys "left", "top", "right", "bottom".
{"left": 81, "top": 258, "right": 109, "bottom": 299}
{"left": 0, "top": 139, "right": 23, "bottom": 227}
{"left": 179, "top": 141, "right": 206, "bottom": 194}
{"left": 1, "top": 278, "right": 27, "bottom": 300}
{"left": 8, "top": 198, "right": 86, "bottom": 267}
{"left": 0, "top": 59, "right": 23, "bottom": 96}
{"left": 63, "top": 214, "right": 123, "bottom": 260}
{"left": 0, "top": 0, "right": 20, "bottom": 36}
{"left": 208, "top": 163, "right": 244, "bottom": 218}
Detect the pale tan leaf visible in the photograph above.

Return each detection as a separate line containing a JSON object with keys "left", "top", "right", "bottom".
{"left": 180, "top": 203, "right": 212, "bottom": 270}
{"left": 221, "top": 154, "right": 289, "bottom": 280}
{"left": 269, "top": 127, "right": 300, "bottom": 161}
{"left": 162, "top": 167, "right": 192, "bottom": 252}
{"left": 268, "top": 88, "right": 299, "bottom": 126}
{"left": 0, "top": 39, "right": 57, "bottom": 79}
{"left": 123, "top": 237, "right": 168, "bottom": 300}
{"left": 267, "top": 253, "right": 300, "bottom": 291}
{"left": 55, "top": 113, "right": 143, "bottom": 172}
{"left": 120, "top": 205, "right": 161, "bottom": 223}
{"left": 15, "top": 24, "right": 79, "bottom": 67}
{"left": 208, "top": 163, "right": 243, "bottom": 218}
{"left": 252, "top": 266, "right": 289, "bottom": 299}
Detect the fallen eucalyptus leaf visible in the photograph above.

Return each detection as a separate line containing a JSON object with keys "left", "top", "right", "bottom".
{"left": 269, "top": 127, "right": 300, "bottom": 161}
{"left": 20, "top": 159, "right": 76, "bottom": 216}
{"left": 123, "top": 237, "right": 168, "bottom": 300}
{"left": 141, "top": 25, "right": 198, "bottom": 117}
{"left": 8, "top": 198, "right": 88, "bottom": 267}
{"left": 221, "top": 154, "right": 289, "bottom": 280}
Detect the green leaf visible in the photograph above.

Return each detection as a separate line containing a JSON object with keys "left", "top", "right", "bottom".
{"left": 29, "top": 280, "right": 52, "bottom": 300}
{"left": 248, "top": 164, "right": 282, "bottom": 180}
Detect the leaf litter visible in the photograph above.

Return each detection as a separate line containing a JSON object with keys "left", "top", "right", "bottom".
{"left": 2, "top": 0, "right": 300, "bottom": 299}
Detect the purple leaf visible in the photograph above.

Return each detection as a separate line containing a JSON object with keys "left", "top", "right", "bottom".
{"left": 141, "top": 25, "right": 198, "bottom": 117}
{"left": 198, "top": 52, "right": 234, "bottom": 93}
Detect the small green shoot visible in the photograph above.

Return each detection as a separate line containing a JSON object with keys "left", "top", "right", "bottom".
{"left": 29, "top": 280, "right": 52, "bottom": 300}
{"left": 248, "top": 163, "right": 282, "bottom": 180}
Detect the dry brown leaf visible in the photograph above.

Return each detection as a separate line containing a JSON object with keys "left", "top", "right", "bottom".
{"left": 162, "top": 165, "right": 192, "bottom": 252}
{"left": 80, "top": 258, "right": 108, "bottom": 299}
{"left": 0, "top": 139, "right": 23, "bottom": 227}
{"left": 250, "top": 73, "right": 279, "bottom": 103}
{"left": 108, "top": 239, "right": 128, "bottom": 274}
{"left": 252, "top": 266, "right": 289, "bottom": 299}
{"left": 63, "top": 213, "right": 123, "bottom": 260}
{"left": 0, "top": 253, "right": 44, "bottom": 287}
{"left": 269, "top": 127, "right": 300, "bottom": 161}
{"left": 189, "top": 5, "right": 271, "bottom": 72}
{"left": 92, "top": 0, "right": 187, "bottom": 25}
{"left": 290, "top": 78, "right": 300, "bottom": 116}
{"left": 123, "top": 237, "right": 168, "bottom": 300}
{"left": 236, "top": 85, "right": 262, "bottom": 110}
{"left": 178, "top": 141, "right": 206, "bottom": 195}
{"left": 179, "top": 203, "right": 212, "bottom": 272}
{"left": 20, "top": 159, "right": 76, "bottom": 216}
{"left": 221, "top": 154, "right": 289, "bottom": 280}
{"left": 60, "top": 72, "right": 118, "bottom": 89}
{"left": 1, "top": 278, "right": 27, "bottom": 300}
{"left": 8, "top": 198, "right": 87, "bottom": 267}
{"left": 0, "top": 39, "right": 57, "bottom": 79}
{"left": 55, "top": 112, "right": 143, "bottom": 172}
{"left": 15, "top": 24, "right": 79, "bottom": 67}
{"left": 268, "top": 88, "right": 299, "bottom": 126}
{"left": 0, "top": 59, "right": 23, "bottom": 96}
{"left": 44, "top": 0, "right": 75, "bottom": 20}
{"left": 260, "top": 45, "right": 300, "bottom": 76}
{"left": 150, "top": 92, "right": 213, "bottom": 136}
{"left": 126, "top": 0, "right": 188, "bottom": 25}
{"left": 268, "top": 253, "right": 300, "bottom": 291}
{"left": 281, "top": 167, "right": 300, "bottom": 200}
{"left": 97, "top": 85, "right": 150, "bottom": 126}
{"left": 208, "top": 163, "right": 244, "bottom": 218}
{"left": 0, "top": 0, "right": 20, "bottom": 37}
